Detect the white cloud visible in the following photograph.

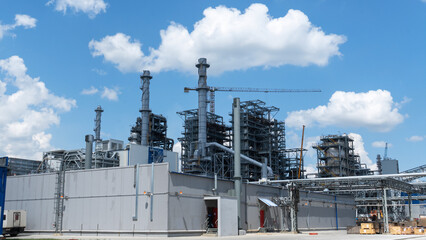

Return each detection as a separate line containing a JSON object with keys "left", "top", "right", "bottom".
{"left": 89, "top": 3, "right": 346, "bottom": 74}
{"left": 349, "top": 133, "right": 376, "bottom": 170}
{"left": 89, "top": 33, "right": 143, "bottom": 73}
{"left": 407, "top": 135, "right": 424, "bottom": 142}
{"left": 92, "top": 68, "right": 107, "bottom": 75}
{"left": 286, "top": 90, "right": 405, "bottom": 132}
{"left": 14, "top": 14, "right": 37, "bottom": 28}
{"left": 47, "top": 0, "right": 107, "bottom": 18}
{"left": 0, "top": 14, "right": 37, "bottom": 40}
{"left": 372, "top": 141, "right": 392, "bottom": 148}
{"left": 101, "top": 87, "right": 119, "bottom": 101}
{"left": 81, "top": 86, "right": 98, "bottom": 95}
{"left": 0, "top": 56, "right": 76, "bottom": 159}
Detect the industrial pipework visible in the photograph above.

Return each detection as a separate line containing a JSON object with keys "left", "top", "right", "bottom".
{"left": 140, "top": 70, "right": 152, "bottom": 146}
{"left": 85, "top": 134, "right": 94, "bottom": 169}
{"left": 94, "top": 106, "right": 103, "bottom": 151}
{"left": 233, "top": 97, "right": 242, "bottom": 229}
{"left": 196, "top": 58, "right": 210, "bottom": 158}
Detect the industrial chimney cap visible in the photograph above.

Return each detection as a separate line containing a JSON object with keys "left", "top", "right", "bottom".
{"left": 141, "top": 70, "right": 153, "bottom": 79}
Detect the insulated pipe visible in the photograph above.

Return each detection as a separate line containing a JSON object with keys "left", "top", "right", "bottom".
{"left": 233, "top": 98, "right": 242, "bottom": 229}
{"left": 206, "top": 142, "right": 273, "bottom": 175}
{"left": 94, "top": 106, "right": 103, "bottom": 151}
{"left": 140, "top": 70, "right": 152, "bottom": 146}
{"left": 85, "top": 134, "right": 94, "bottom": 169}
{"left": 196, "top": 58, "right": 209, "bottom": 157}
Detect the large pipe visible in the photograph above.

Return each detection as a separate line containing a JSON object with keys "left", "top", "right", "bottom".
{"left": 94, "top": 106, "right": 103, "bottom": 151}
{"left": 206, "top": 142, "right": 273, "bottom": 175}
{"left": 269, "top": 172, "right": 426, "bottom": 184}
{"left": 85, "top": 134, "right": 94, "bottom": 169}
{"left": 196, "top": 58, "right": 209, "bottom": 157}
{"left": 140, "top": 70, "right": 152, "bottom": 146}
{"left": 233, "top": 98, "right": 241, "bottom": 229}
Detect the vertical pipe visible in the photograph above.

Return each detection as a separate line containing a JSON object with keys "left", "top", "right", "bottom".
{"left": 383, "top": 188, "right": 389, "bottom": 233}
{"left": 150, "top": 162, "right": 154, "bottom": 222}
{"left": 233, "top": 97, "right": 241, "bottom": 230}
{"left": 140, "top": 71, "right": 152, "bottom": 146}
{"left": 334, "top": 196, "right": 338, "bottom": 230}
{"left": 196, "top": 58, "right": 210, "bottom": 157}
{"left": 94, "top": 106, "right": 103, "bottom": 151}
{"left": 85, "top": 135, "right": 94, "bottom": 169}
{"left": 132, "top": 164, "right": 139, "bottom": 221}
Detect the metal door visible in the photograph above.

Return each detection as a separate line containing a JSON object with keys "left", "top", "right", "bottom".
{"left": 13, "top": 212, "right": 20, "bottom": 227}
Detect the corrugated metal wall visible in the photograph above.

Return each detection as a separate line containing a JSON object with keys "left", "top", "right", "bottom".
{"left": 6, "top": 163, "right": 355, "bottom": 236}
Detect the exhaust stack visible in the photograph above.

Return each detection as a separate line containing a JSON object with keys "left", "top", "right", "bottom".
{"left": 196, "top": 58, "right": 210, "bottom": 157}
{"left": 94, "top": 106, "right": 103, "bottom": 151}
{"left": 85, "top": 134, "right": 94, "bottom": 169}
{"left": 140, "top": 70, "right": 152, "bottom": 146}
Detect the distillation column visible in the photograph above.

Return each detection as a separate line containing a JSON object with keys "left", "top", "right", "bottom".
{"left": 94, "top": 106, "right": 103, "bottom": 151}
{"left": 196, "top": 58, "right": 210, "bottom": 158}
{"left": 140, "top": 70, "right": 152, "bottom": 146}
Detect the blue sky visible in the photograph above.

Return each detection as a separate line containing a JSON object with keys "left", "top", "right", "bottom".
{"left": 0, "top": 0, "right": 425, "bottom": 173}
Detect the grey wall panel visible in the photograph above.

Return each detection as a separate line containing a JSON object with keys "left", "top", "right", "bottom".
{"left": 168, "top": 195, "right": 206, "bottom": 231}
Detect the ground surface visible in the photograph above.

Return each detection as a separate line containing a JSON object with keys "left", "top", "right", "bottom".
{"left": 9, "top": 230, "right": 426, "bottom": 240}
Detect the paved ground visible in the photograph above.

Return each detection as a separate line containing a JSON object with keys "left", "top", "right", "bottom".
{"left": 9, "top": 230, "right": 426, "bottom": 240}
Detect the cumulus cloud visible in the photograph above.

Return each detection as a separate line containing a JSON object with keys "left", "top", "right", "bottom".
{"left": 0, "top": 56, "right": 76, "bottom": 159}
{"left": 81, "top": 86, "right": 98, "bottom": 95}
{"left": 372, "top": 141, "right": 392, "bottom": 148}
{"left": 0, "top": 14, "right": 37, "bottom": 40}
{"left": 89, "top": 3, "right": 346, "bottom": 74}
{"left": 47, "top": 0, "right": 107, "bottom": 18}
{"left": 89, "top": 33, "right": 143, "bottom": 73}
{"left": 101, "top": 87, "right": 119, "bottom": 101}
{"left": 348, "top": 133, "right": 376, "bottom": 170}
{"left": 286, "top": 90, "right": 405, "bottom": 132}
{"left": 407, "top": 135, "right": 424, "bottom": 142}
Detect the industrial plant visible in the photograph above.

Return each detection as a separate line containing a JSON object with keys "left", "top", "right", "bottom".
{"left": 2, "top": 58, "right": 426, "bottom": 237}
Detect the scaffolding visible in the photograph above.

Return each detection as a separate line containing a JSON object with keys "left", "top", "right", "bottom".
{"left": 283, "top": 148, "right": 306, "bottom": 180}
{"left": 313, "top": 135, "right": 372, "bottom": 178}
{"left": 232, "top": 100, "right": 287, "bottom": 180}
{"left": 128, "top": 113, "right": 174, "bottom": 151}
{"left": 177, "top": 109, "right": 231, "bottom": 176}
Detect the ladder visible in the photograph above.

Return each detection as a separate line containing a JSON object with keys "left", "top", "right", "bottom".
{"left": 54, "top": 163, "right": 65, "bottom": 233}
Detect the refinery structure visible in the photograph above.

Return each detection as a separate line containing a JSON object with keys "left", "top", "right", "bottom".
{"left": 2, "top": 58, "right": 426, "bottom": 237}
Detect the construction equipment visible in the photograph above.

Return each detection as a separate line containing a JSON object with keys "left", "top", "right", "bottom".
{"left": 298, "top": 125, "right": 305, "bottom": 179}
{"left": 184, "top": 86, "right": 321, "bottom": 113}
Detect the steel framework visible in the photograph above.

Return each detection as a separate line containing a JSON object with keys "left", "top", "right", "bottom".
{"left": 177, "top": 109, "right": 231, "bottom": 176}
{"left": 232, "top": 100, "right": 287, "bottom": 180}
{"left": 313, "top": 135, "right": 372, "bottom": 177}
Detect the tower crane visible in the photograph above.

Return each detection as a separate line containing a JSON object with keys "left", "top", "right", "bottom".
{"left": 184, "top": 86, "right": 321, "bottom": 113}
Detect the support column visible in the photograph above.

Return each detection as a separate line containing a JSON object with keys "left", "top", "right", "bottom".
{"left": 408, "top": 193, "right": 412, "bottom": 221}
{"left": 289, "top": 183, "right": 299, "bottom": 233}
{"left": 383, "top": 188, "right": 389, "bottom": 233}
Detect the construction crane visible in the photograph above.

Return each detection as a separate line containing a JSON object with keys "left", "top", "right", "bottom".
{"left": 184, "top": 87, "right": 321, "bottom": 113}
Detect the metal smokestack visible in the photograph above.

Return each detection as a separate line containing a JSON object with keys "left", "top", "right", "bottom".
{"left": 196, "top": 58, "right": 210, "bottom": 157}
{"left": 85, "top": 134, "right": 94, "bottom": 169}
{"left": 94, "top": 106, "right": 103, "bottom": 151}
{"left": 233, "top": 97, "right": 241, "bottom": 229}
{"left": 140, "top": 70, "right": 152, "bottom": 146}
